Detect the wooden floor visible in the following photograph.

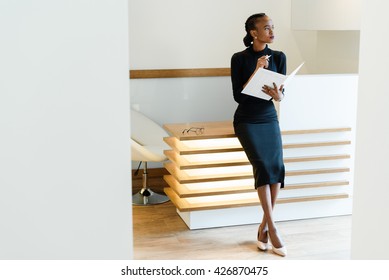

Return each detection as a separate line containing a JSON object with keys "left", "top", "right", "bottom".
{"left": 133, "top": 200, "right": 352, "bottom": 260}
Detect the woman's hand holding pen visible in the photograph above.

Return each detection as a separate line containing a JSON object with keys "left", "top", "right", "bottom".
{"left": 256, "top": 55, "right": 271, "bottom": 70}
{"left": 262, "top": 83, "right": 284, "bottom": 102}
{"left": 253, "top": 54, "right": 284, "bottom": 101}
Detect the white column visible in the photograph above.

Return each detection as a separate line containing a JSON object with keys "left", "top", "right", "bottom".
{"left": 0, "top": 0, "right": 132, "bottom": 259}
{"left": 351, "top": 0, "right": 389, "bottom": 259}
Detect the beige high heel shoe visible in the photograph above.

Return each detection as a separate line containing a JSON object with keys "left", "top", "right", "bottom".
{"left": 269, "top": 231, "right": 287, "bottom": 257}
{"left": 271, "top": 244, "right": 287, "bottom": 257}
{"left": 257, "top": 239, "right": 268, "bottom": 251}
{"left": 257, "top": 228, "right": 268, "bottom": 251}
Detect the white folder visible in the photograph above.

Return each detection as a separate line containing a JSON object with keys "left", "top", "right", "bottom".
{"left": 242, "top": 62, "right": 304, "bottom": 100}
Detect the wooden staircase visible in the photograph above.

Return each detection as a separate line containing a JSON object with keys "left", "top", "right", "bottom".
{"left": 162, "top": 121, "right": 353, "bottom": 229}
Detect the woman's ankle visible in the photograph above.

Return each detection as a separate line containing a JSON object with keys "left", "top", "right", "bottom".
{"left": 268, "top": 228, "right": 283, "bottom": 248}
{"left": 257, "top": 225, "right": 269, "bottom": 242}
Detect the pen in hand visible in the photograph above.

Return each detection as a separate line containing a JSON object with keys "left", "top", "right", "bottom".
{"left": 257, "top": 55, "right": 272, "bottom": 69}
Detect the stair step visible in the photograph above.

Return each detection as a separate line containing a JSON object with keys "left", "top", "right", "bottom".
{"left": 164, "top": 175, "right": 253, "bottom": 197}
{"left": 164, "top": 137, "right": 242, "bottom": 155}
{"left": 164, "top": 162, "right": 350, "bottom": 184}
{"left": 163, "top": 121, "right": 235, "bottom": 140}
{"left": 286, "top": 180, "right": 349, "bottom": 189}
{"left": 164, "top": 187, "right": 349, "bottom": 212}
{"left": 164, "top": 150, "right": 350, "bottom": 170}
{"left": 287, "top": 167, "right": 350, "bottom": 176}
{"left": 163, "top": 121, "right": 351, "bottom": 140}
{"left": 164, "top": 162, "right": 252, "bottom": 183}
{"left": 285, "top": 154, "right": 350, "bottom": 163}
{"left": 283, "top": 141, "right": 351, "bottom": 149}
{"left": 282, "top": 127, "right": 351, "bottom": 135}
{"left": 164, "top": 137, "right": 351, "bottom": 155}
{"left": 164, "top": 175, "right": 349, "bottom": 197}
{"left": 164, "top": 150, "right": 248, "bottom": 169}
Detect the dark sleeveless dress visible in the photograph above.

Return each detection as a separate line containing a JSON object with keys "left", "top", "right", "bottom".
{"left": 231, "top": 45, "right": 286, "bottom": 189}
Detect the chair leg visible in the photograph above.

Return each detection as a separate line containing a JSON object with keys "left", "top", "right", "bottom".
{"left": 132, "top": 162, "right": 170, "bottom": 205}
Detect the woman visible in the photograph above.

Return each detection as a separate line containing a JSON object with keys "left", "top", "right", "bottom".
{"left": 231, "top": 13, "right": 287, "bottom": 257}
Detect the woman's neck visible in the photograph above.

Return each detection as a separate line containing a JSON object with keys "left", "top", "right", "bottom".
{"left": 252, "top": 41, "right": 266, "bottom": 52}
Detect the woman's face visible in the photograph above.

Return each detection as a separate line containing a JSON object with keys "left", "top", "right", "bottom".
{"left": 253, "top": 16, "right": 275, "bottom": 44}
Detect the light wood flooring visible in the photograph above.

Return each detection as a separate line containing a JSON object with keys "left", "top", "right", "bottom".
{"left": 133, "top": 200, "right": 352, "bottom": 260}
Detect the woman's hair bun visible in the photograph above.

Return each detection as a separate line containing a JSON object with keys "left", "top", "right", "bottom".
{"left": 243, "top": 13, "right": 266, "bottom": 46}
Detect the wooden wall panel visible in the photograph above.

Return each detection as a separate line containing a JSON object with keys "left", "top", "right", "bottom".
{"left": 129, "top": 68, "right": 230, "bottom": 79}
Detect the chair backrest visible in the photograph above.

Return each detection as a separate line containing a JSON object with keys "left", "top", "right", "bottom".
{"left": 131, "top": 109, "right": 169, "bottom": 146}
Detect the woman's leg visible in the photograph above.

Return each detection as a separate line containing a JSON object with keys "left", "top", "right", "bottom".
{"left": 270, "top": 183, "right": 281, "bottom": 206}
{"left": 257, "top": 183, "right": 281, "bottom": 242}
{"left": 257, "top": 215, "right": 268, "bottom": 243}
{"left": 257, "top": 183, "right": 283, "bottom": 249}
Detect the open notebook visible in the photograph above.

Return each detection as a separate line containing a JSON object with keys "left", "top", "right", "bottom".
{"left": 242, "top": 62, "right": 304, "bottom": 100}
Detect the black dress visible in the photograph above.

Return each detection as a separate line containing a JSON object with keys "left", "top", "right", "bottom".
{"left": 231, "top": 45, "right": 286, "bottom": 189}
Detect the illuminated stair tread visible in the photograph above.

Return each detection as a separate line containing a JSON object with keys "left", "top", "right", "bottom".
{"left": 163, "top": 122, "right": 351, "bottom": 140}
{"left": 164, "top": 187, "right": 349, "bottom": 212}
{"left": 164, "top": 162, "right": 350, "bottom": 184}
{"left": 164, "top": 150, "right": 350, "bottom": 170}
{"left": 164, "top": 136, "right": 351, "bottom": 155}
{"left": 164, "top": 175, "right": 349, "bottom": 197}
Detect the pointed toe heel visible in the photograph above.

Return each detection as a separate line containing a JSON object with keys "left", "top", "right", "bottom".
{"left": 272, "top": 245, "right": 287, "bottom": 257}
{"left": 257, "top": 240, "right": 268, "bottom": 251}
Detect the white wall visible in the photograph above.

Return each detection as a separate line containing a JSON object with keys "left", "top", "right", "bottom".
{"left": 129, "top": 0, "right": 360, "bottom": 74}
{"left": 0, "top": 0, "right": 132, "bottom": 259}
{"left": 130, "top": 77, "right": 236, "bottom": 124}
{"left": 291, "top": 0, "right": 361, "bottom": 30}
{"left": 351, "top": 1, "right": 389, "bottom": 259}
{"left": 129, "top": 0, "right": 315, "bottom": 73}
{"left": 316, "top": 31, "right": 360, "bottom": 74}
{"left": 279, "top": 74, "right": 358, "bottom": 130}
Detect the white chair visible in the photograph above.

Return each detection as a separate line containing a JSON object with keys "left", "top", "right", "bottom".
{"left": 131, "top": 109, "right": 170, "bottom": 205}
